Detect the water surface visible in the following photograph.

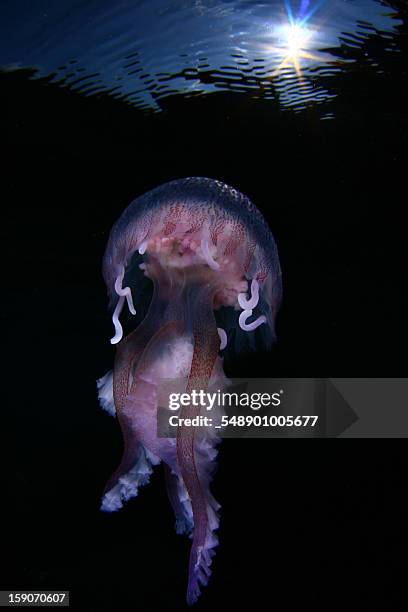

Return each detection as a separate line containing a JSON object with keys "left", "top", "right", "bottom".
{"left": 0, "top": 0, "right": 404, "bottom": 115}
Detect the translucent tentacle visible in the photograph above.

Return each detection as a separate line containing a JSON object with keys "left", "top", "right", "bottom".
{"left": 217, "top": 327, "right": 227, "bottom": 350}
{"left": 238, "top": 278, "right": 260, "bottom": 310}
{"left": 200, "top": 237, "right": 220, "bottom": 271}
{"left": 110, "top": 295, "right": 125, "bottom": 344}
{"left": 114, "top": 266, "right": 136, "bottom": 315}
{"left": 239, "top": 309, "right": 266, "bottom": 332}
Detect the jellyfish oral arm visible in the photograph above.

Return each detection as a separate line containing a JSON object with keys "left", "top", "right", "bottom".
{"left": 177, "top": 291, "right": 220, "bottom": 605}
{"left": 103, "top": 301, "right": 179, "bottom": 501}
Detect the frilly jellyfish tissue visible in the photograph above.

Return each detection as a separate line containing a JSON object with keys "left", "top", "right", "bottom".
{"left": 97, "top": 177, "right": 282, "bottom": 604}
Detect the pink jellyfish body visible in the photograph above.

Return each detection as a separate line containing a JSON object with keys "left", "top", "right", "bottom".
{"left": 97, "top": 177, "right": 282, "bottom": 604}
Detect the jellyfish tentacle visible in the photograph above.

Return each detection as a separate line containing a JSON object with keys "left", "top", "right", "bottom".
{"left": 110, "top": 295, "right": 125, "bottom": 344}
{"left": 238, "top": 278, "right": 260, "bottom": 310}
{"left": 110, "top": 265, "right": 139, "bottom": 344}
{"left": 200, "top": 237, "right": 220, "bottom": 271}
{"left": 177, "top": 293, "right": 220, "bottom": 605}
{"left": 114, "top": 265, "right": 136, "bottom": 315}
{"left": 217, "top": 327, "right": 227, "bottom": 350}
{"left": 138, "top": 240, "right": 148, "bottom": 254}
{"left": 239, "top": 309, "right": 267, "bottom": 331}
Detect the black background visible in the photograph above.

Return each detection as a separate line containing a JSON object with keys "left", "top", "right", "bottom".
{"left": 1, "top": 12, "right": 408, "bottom": 609}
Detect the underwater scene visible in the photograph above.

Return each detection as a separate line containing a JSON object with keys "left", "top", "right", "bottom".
{"left": 1, "top": 1, "right": 407, "bottom": 610}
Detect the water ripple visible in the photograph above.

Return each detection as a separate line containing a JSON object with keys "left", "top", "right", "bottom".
{"left": 0, "top": 0, "right": 404, "bottom": 116}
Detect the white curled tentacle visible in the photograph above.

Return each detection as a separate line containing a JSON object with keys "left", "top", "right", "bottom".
{"left": 217, "top": 327, "right": 227, "bottom": 350}
{"left": 201, "top": 237, "right": 220, "bottom": 271}
{"left": 138, "top": 240, "right": 148, "bottom": 255}
{"left": 238, "top": 278, "right": 260, "bottom": 310}
{"left": 239, "top": 309, "right": 266, "bottom": 332}
{"left": 114, "top": 267, "right": 136, "bottom": 315}
{"left": 110, "top": 295, "right": 125, "bottom": 344}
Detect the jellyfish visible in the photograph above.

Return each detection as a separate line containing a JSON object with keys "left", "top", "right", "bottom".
{"left": 97, "top": 177, "right": 282, "bottom": 604}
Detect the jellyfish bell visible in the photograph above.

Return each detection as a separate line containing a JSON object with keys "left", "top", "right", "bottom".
{"left": 103, "top": 177, "right": 282, "bottom": 346}
{"left": 97, "top": 177, "right": 282, "bottom": 604}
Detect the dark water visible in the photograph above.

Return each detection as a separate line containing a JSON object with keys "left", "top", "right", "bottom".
{"left": 1, "top": 1, "right": 407, "bottom": 611}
